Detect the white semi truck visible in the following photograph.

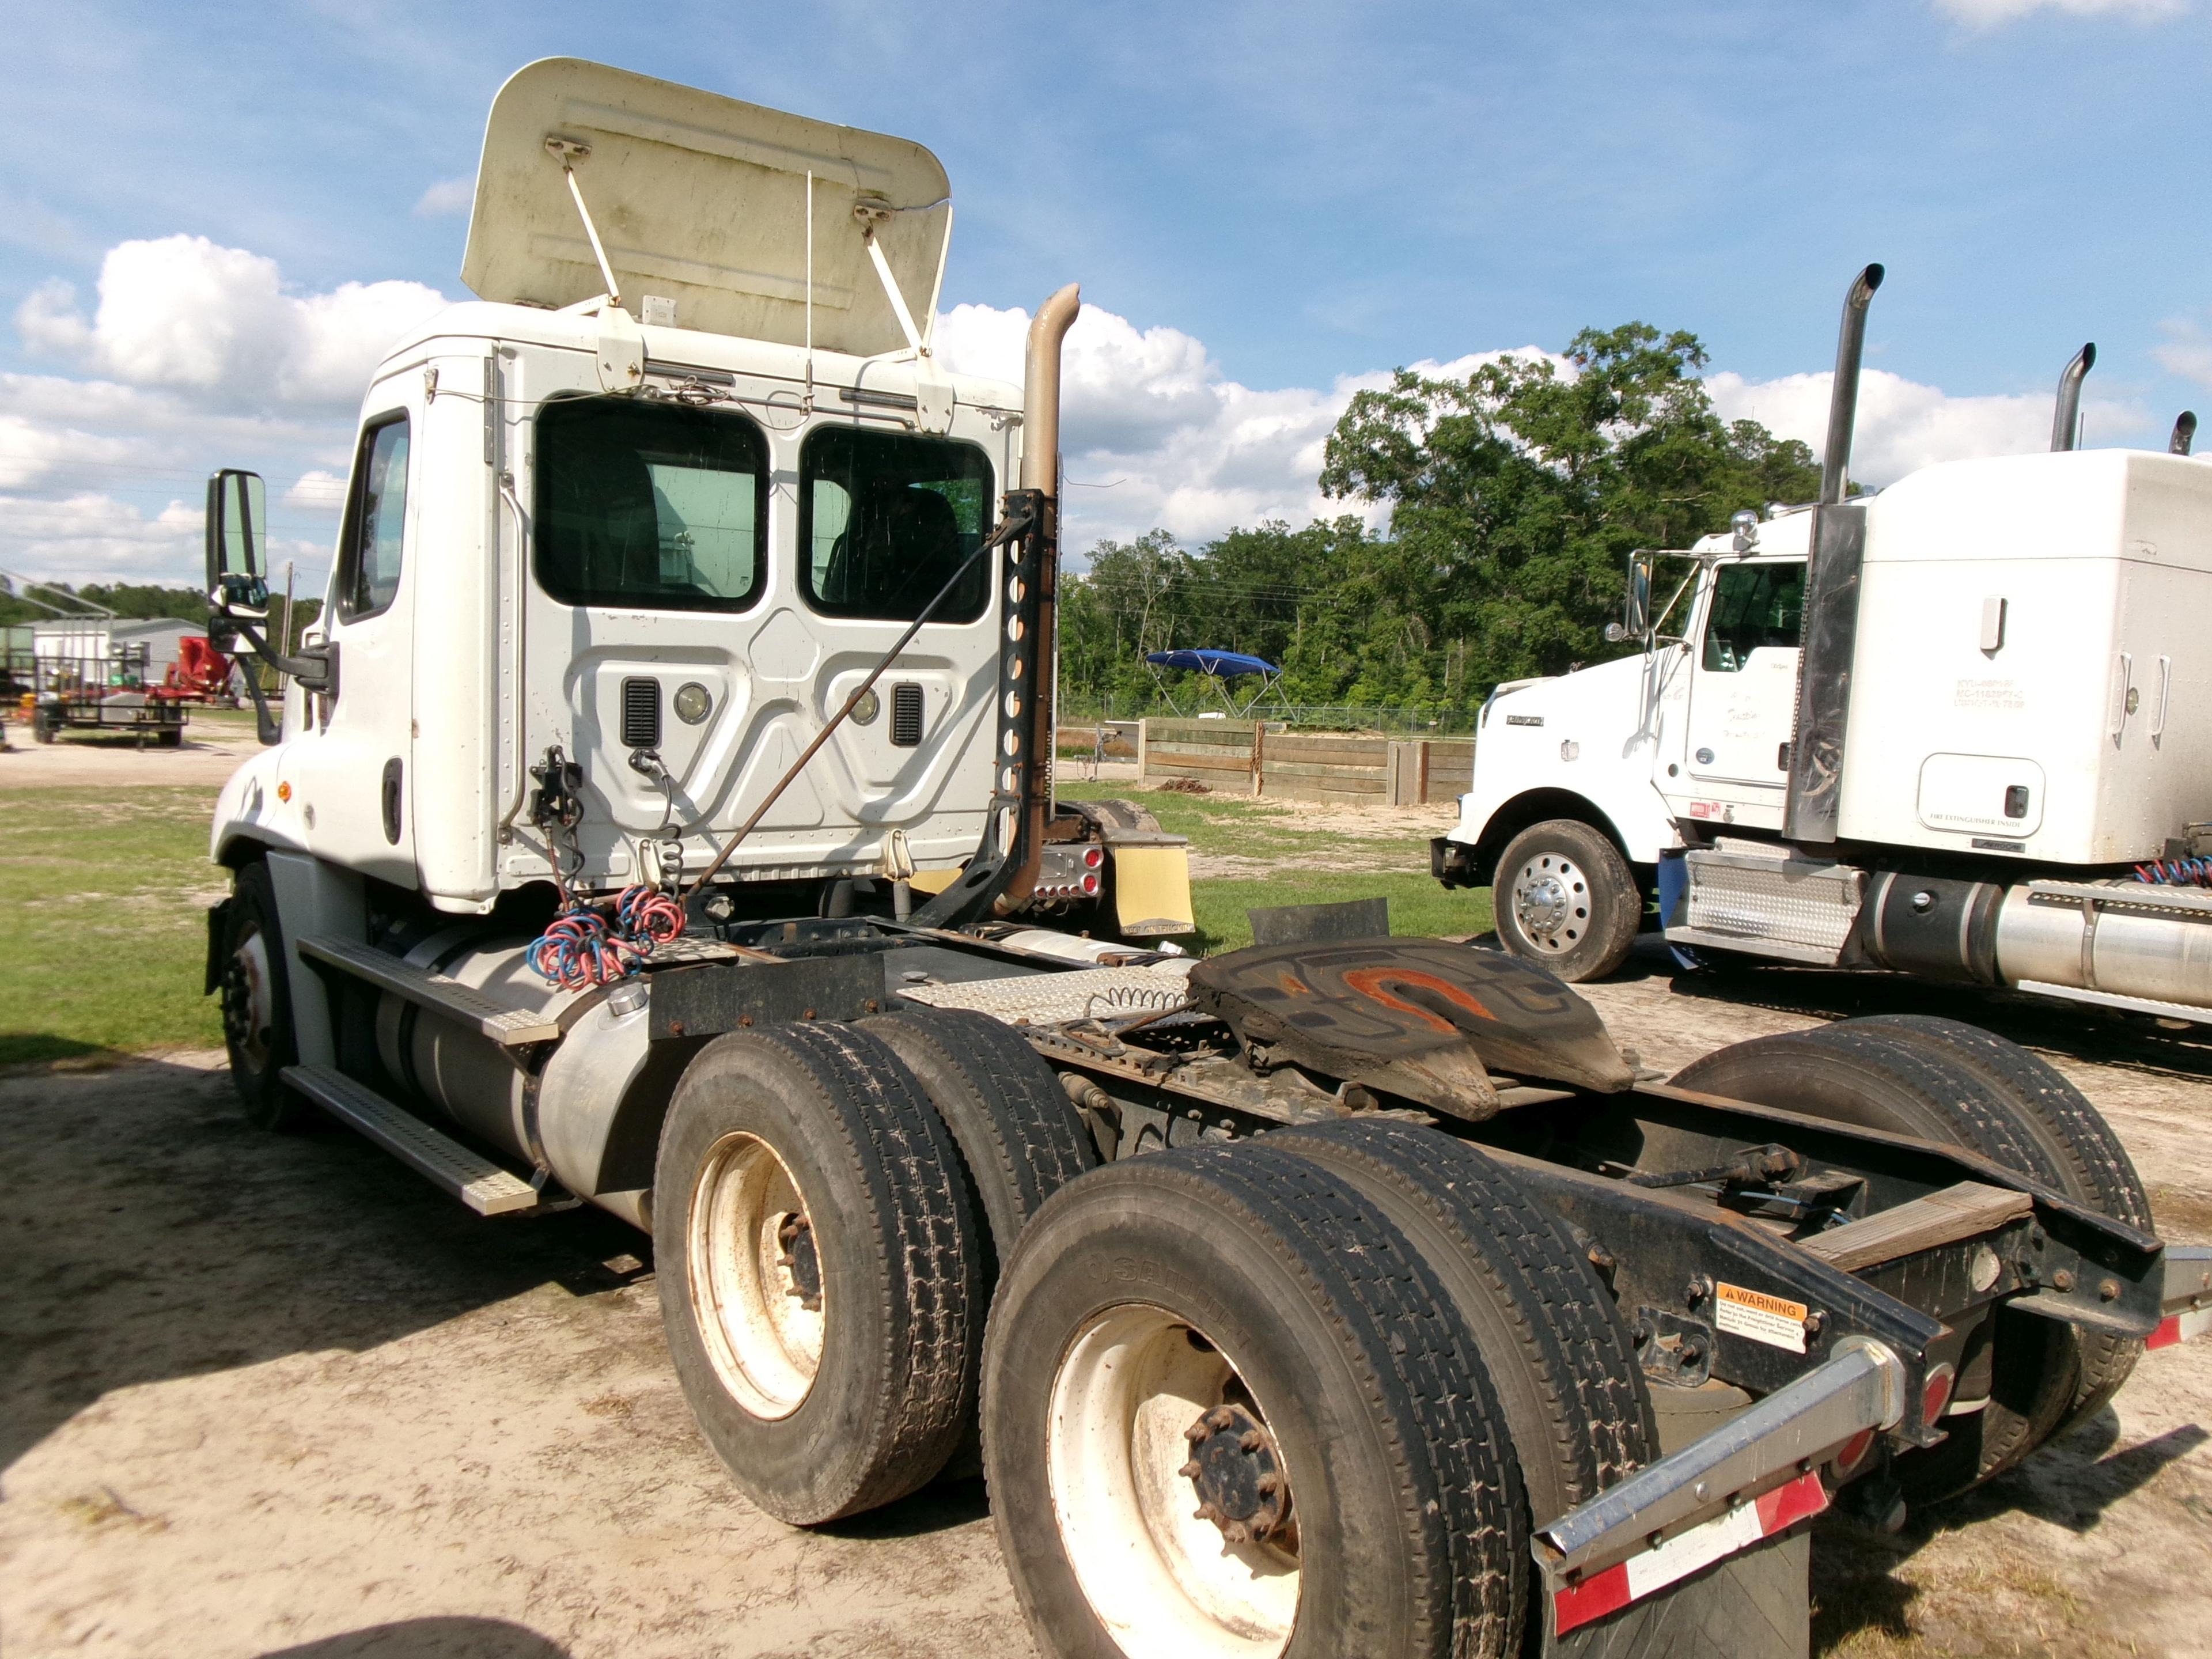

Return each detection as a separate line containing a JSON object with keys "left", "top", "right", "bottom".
{"left": 202, "top": 66, "right": 2210, "bottom": 1659}
{"left": 1436, "top": 265, "right": 2212, "bottom": 1025}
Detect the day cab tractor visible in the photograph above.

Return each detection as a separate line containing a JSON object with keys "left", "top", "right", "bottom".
{"left": 202, "top": 62, "right": 2211, "bottom": 1659}
{"left": 1437, "top": 265, "right": 2212, "bottom": 1032}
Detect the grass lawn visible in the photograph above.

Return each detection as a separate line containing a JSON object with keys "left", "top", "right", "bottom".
{"left": 1055, "top": 779, "right": 1494, "bottom": 953}
{"left": 0, "top": 775, "right": 1491, "bottom": 1066}
{"left": 0, "top": 786, "right": 228, "bottom": 1067}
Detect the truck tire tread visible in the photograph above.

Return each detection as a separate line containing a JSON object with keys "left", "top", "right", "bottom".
{"left": 1266, "top": 1118, "right": 1655, "bottom": 1522}
{"left": 653, "top": 1022, "right": 983, "bottom": 1523}
{"left": 983, "top": 1145, "right": 1525, "bottom": 1659}
{"left": 1832, "top": 1014, "right": 2149, "bottom": 1427}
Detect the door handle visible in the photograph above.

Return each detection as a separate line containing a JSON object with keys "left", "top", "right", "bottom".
{"left": 2109, "top": 652, "right": 2133, "bottom": 747}
{"left": 381, "top": 757, "right": 403, "bottom": 845}
{"left": 2153, "top": 656, "right": 2172, "bottom": 748}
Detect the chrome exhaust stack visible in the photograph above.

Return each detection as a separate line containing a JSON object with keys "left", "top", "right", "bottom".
{"left": 2172, "top": 410, "right": 2197, "bottom": 456}
{"left": 2051, "top": 343, "right": 2094, "bottom": 452}
{"left": 1820, "top": 264, "right": 1884, "bottom": 505}
{"left": 1788, "top": 264, "right": 1884, "bottom": 844}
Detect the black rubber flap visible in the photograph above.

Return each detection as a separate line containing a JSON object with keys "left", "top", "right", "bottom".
{"left": 1185, "top": 938, "right": 1633, "bottom": 1118}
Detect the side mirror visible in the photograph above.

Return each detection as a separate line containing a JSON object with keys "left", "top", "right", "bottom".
{"left": 1607, "top": 551, "right": 1653, "bottom": 644}
{"left": 204, "top": 469, "right": 268, "bottom": 611}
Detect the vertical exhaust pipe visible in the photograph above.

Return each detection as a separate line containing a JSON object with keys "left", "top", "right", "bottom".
{"left": 997, "top": 283, "right": 1081, "bottom": 913}
{"left": 1021, "top": 284, "right": 1081, "bottom": 493}
{"left": 2172, "top": 411, "right": 2198, "bottom": 456}
{"left": 2051, "top": 343, "right": 2094, "bottom": 452}
{"left": 1820, "top": 264, "right": 1884, "bottom": 506}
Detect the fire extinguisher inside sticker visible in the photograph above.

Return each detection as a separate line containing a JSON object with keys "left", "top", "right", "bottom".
{"left": 1714, "top": 1283, "right": 1809, "bottom": 1354}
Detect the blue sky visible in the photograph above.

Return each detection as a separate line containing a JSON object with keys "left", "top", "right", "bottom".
{"left": 3, "top": 0, "right": 2209, "bottom": 588}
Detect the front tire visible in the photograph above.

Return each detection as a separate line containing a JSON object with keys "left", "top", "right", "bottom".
{"left": 653, "top": 1023, "right": 984, "bottom": 1524}
{"left": 219, "top": 860, "right": 307, "bottom": 1131}
{"left": 1491, "top": 819, "right": 1639, "bottom": 983}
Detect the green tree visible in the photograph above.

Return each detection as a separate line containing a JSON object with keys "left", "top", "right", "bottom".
{"left": 1318, "top": 323, "right": 1820, "bottom": 684}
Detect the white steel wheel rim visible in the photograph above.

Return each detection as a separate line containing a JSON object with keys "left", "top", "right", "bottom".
{"left": 1047, "top": 1304, "right": 1299, "bottom": 1658}
{"left": 687, "top": 1132, "right": 824, "bottom": 1420}
{"left": 226, "top": 927, "right": 276, "bottom": 1069}
{"left": 1511, "top": 851, "right": 1590, "bottom": 955}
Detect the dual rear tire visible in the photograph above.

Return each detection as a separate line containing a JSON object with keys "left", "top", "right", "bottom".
{"left": 1672, "top": 1014, "right": 2149, "bottom": 1503}
{"left": 652, "top": 1007, "right": 1098, "bottom": 1524}
{"left": 983, "top": 1122, "right": 1658, "bottom": 1659}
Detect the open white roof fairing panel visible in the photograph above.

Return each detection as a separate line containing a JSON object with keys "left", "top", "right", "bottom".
{"left": 461, "top": 59, "right": 952, "bottom": 358}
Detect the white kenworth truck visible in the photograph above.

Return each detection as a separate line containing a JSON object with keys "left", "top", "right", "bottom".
{"left": 1437, "top": 265, "right": 2212, "bottom": 1030}
{"left": 202, "top": 67, "right": 2209, "bottom": 1659}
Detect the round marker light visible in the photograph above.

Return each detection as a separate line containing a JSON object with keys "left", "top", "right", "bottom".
{"left": 1922, "top": 1362, "right": 1957, "bottom": 1426}
{"left": 1084, "top": 846, "right": 1105, "bottom": 868}
{"left": 850, "top": 689, "right": 881, "bottom": 726}
{"left": 1831, "top": 1429, "right": 1876, "bottom": 1478}
{"left": 1082, "top": 873, "right": 1101, "bottom": 896}
{"left": 673, "top": 681, "right": 713, "bottom": 725}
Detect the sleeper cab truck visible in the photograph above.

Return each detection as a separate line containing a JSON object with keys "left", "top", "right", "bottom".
{"left": 1438, "top": 267, "right": 2212, "bottom": 1025}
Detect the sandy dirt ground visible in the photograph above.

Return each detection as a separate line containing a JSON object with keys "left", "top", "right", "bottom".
{"left": 5, "top": 742, "right": 2211, "bottom": 1656}
{"left": 0, "top": 722, "right": 259, "bottom": 787}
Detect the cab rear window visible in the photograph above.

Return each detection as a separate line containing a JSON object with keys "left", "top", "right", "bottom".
{"left": 535, "top": 399, "right": 768, "bottom": 612}
{"left": 799, "top": 427, "right": 993, "bottom": 622}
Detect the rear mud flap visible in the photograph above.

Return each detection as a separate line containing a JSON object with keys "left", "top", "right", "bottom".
{"left": 1546, "top": 1525, "right": 1809, "bottom": 1659}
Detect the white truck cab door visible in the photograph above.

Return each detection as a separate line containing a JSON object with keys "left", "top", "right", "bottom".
{"left": 285, "top": 385, "right": 420, "bottom": 882}
{"left": 1683, "top": 558, "right": 1804, "bottom": 792}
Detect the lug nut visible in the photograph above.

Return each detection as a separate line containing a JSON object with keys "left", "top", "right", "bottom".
{"left": 1239, "top": 1431, "right": 1264, "bottom": 1452}
{"left": 1179, "top": 1460, "right": 1201, "bottom": 1479}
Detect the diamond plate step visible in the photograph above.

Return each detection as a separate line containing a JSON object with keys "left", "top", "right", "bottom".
{"left": 283, "top": 1064, "right": 547, "bottom": 1216}
{"left": 296, "top": 935, "right": 561, "bottom": 1046}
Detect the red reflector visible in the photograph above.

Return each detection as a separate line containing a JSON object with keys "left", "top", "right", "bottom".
{"left": 1551, "top": 1470, "right": 1828, "bottom": 1636}
{"left": 2150, "top": 1316, "right": 2182, "bottom": 1350}
{"left": 1084, "top": 846, "right": 1105, "bottom": 868}
{"left": 1082, "top": 873, "right": 1101, "bottom": 895}
{"left": 1922, "top": 1363, "right": 1956, "bottom": 1426}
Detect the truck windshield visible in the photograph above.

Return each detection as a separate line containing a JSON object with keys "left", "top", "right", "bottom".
{"left": 535, "top": 399, "right": 768, "bottom": 612}
{"left": 800, "top": 427, "right": 993, "bottom": 622}
{"left": 1702, "top": 560, "right": 1805, "bottom": 672}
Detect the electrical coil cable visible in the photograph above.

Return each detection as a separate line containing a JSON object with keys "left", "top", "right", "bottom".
{"left": 617, "top": 884, "right": 686, "bottom": 946}
{"left": 528, "top": 908, "right": 645, "bottom": 990}
{"left": 528, "top": 886, "right": 690, "bottom": 990}
{"left": 2134, "top": 857, "right": 2212, "bottom": 888}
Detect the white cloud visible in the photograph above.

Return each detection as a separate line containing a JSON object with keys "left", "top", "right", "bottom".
{"left": 1706, "top": 366, "right": 2144, "bottom": 484}
{"left": 1934, "top": 0, "right": 2184, "bottom": 20}
{"left": 937, "top": 298, "right": 1539, "bottom": 554}
{"left": 414, "top": 176, "right": 476, "bottom": 218}
{"left": 0, "top": 491, "right": 204, "bottom": 579}
{"left": 285, "top": 469, "right": 348, "bottom": 512}
{"left": 17, "top": 234, "right": 448, "bottom": 407}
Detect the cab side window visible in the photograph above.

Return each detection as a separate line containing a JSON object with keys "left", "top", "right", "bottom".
{"left": 1701, "top": 560, "right": 1804, "bottom": 672}
{"left": 338, "top": 415, "right": 411, "bottom": 620}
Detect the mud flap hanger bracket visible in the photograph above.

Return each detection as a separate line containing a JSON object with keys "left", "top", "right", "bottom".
{"left": 1533, "top": 1339, "right": 1906, "bottom": 1628}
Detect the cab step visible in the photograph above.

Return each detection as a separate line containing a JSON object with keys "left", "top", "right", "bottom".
{"left": 282, "top": 1063, "right": 556, "bottom": 1217}
{"left": 296, "top": 935, "right": 561, "bottom": 1046}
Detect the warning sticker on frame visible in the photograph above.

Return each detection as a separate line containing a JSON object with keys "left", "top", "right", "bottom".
{"left": 1714, "top": 1283, "right": 1809, "bottom": 1353}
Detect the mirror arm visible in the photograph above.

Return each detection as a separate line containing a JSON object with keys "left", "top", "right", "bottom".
{"left": 209, "top": 612, "right": 338, "bottom": 699}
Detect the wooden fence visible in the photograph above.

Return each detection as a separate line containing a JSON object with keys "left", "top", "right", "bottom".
{"left": 1135, "top": 721, "right": 1472, "bottom": 806}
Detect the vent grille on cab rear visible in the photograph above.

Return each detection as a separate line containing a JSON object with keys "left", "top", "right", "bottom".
{"left": 622, "top": 677, "right": 661, "bottom": 748}
{"left": 891, "top": 683, "right": 924, "bottom": 747}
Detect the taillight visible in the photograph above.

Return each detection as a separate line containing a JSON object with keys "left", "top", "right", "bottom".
{"left": 1084, "top": 846, "right": 1105, "bottom": 868}
{"left": 1922, "top": 1363, "right": 1957, "bottom": 1426}
{"left": 1831, "top": 1428, "right": 1876, "bottom": 1478}
{"left": 1082, "top": 873, "right": 1101, "bottom": 895}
